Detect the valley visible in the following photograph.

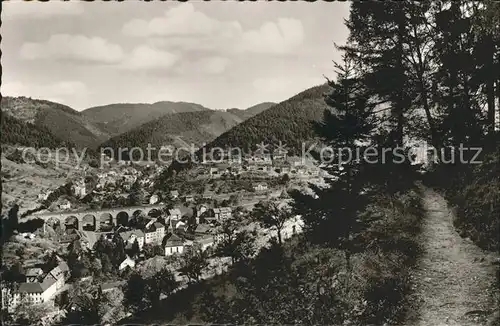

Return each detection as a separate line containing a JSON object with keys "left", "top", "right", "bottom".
{"left": 2, "top": 1, "right": 499, "bottom": 325}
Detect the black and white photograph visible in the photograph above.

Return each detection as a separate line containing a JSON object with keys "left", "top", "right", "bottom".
{"left": 1, "top": 0, "right": 499, "bottom": 325}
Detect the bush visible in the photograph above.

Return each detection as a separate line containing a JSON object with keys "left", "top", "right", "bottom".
{"left": 426, "top": 146, "right": 500, "bottom": 251}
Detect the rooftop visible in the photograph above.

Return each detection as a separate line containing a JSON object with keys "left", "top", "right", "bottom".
{"left": 195, "top": 224, "right": 212, "bottom": 234}
{"left": 18, "top": 282, "right": 44, "bottom": 293}
{"left": 214, "top": 207, "right": 232, "bottom": 213}
{"left": 119, "top": 229, "right": 145, "bottom": 241}
{"left": 25, "top": 268, "right": 43, "bottom": 277}
{"left": 165, "top": 233, "right": 184, "bottom": 246}
{"left": 146, "top": 222, "right": 165, "bottom": 232}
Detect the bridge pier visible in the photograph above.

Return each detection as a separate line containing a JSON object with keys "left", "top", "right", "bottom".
{"left": 33, "top": 204, "right": 166, "bottom": 234}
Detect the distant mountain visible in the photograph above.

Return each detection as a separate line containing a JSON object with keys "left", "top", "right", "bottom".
{"left": 99, "top": 110, "right": 246, "bottom": 160}
{"left": 98, "top": 102, "right": 276, "bottom": 160}
{"left": 227, "top": 102, "right": 276, "bottom": 120}
{"left": 1, "top": 113, "right": 74, "bottom": 149}
{"left": 82, "top": 101, "right": 212, "bottom": 137}
{"left": 1, "top": 96, "right": 109, "bottom": 148}
{"left": 203, "top": 84, "right": 332, "bottom": 155}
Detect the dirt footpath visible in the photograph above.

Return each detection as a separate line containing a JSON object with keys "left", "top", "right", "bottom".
{"left": 409, "top": 188, "right": 499, "bottom": 326}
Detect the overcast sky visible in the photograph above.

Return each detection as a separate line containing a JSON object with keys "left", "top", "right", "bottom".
{"left": 1, "top": 1, "right": 349, "bottom": 111}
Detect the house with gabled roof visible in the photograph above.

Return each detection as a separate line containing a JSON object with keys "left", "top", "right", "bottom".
{"left": 164, "top": 233, "right": 184, "bottom": 256}
{"left": 144, "top": 220, "right": 165, "bottom": 245}
{"left": 210, "top": 207, "right": 232, "bottom": 220}
{"left": 3, "top": 262, "right": 69, "bottom": 311}
{"left": 119, "top": 229, "right": 145, "bottom": 250}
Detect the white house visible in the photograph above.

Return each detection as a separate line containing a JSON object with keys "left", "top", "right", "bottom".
{"left": 149, "top": 194, "right": 159, "bottom": 205}
{"left": 144, "top": 220, "right": 165, "bottom": 245}
{"left": 175, "top": 220, "right": 187, "bottom": 231}
{"left": 253, "top": 183, "right": 269, "bottom": 192}
{"left": 59, "top": 200, "right": 71, "bottom": 210}
{"left": 3, "top": 262, "right": 68, "bottom": 312}
{"left": 38, "top": 190, "right": 52, "bottom": 201}
{"left": 164, "top": 234, "right": 184, "bottom": 256}
{"left": 44, "top": 264, "right": 67, "bottom": 291}
{"left": 119, "top": 256, "right": 136, "bottom": 271}
{"left": 211, "top": 207, "right": 232, "bottom": 220}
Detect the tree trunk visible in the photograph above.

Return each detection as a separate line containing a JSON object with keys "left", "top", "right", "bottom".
{"left": 277, "top": 229, "right": 282, "bottom": 246}
{"left": 345, "top": 249, "right": 351, "bottom": 290}
{"left": 486, "top": 34, "right": 496, "bottom": 135}
{"left": 395, "top": 18, "right": 406, "bottom": 148}
{"left": 497, "top": 53, "right": 500, "bottom": 132}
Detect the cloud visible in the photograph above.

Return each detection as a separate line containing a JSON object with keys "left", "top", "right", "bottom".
{"left": 2, "top": 81, "right": 89, "bottom": 109}
{"left": 120, "top": 46, "right": 178, "bottom": 71}
{"left": 3, "top": 1, "right": 84, "bottom": 19}
{"left": 122, "top": 3, "right": 242, "bottom": 38}
{"left": 238, "top": 18, "right": 305, "bottom": 54}
{"left": 18, "top": 34, "right": 180, "bottom": 72}
{"left": 20, "top": 34, "right": 124, "bottom": 64}
{"left": 175, "top": 56, "right": 230, "bottom": 75}
{"left": 122, "top": 3, "right": 304, "bottom": 55}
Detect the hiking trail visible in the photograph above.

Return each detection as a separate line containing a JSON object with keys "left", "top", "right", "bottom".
{"left": 409, "top": 187, "right": 499, "bottom": 326}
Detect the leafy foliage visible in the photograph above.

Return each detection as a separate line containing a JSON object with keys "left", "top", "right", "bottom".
{"left": 213, "top": 219, "right": 257, "bottom": 264}
{"left": 252, "top": 199, "right": 293, "bottom": 246}
{"left": 179, "top": 246, "right": 210, "bottom": 283}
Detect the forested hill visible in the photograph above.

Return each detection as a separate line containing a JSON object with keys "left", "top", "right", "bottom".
{"left": 1, "top": 96, "right": 108, "bottom": 148}
{"left": 99, "top": 110, "right": 252, "bottom": 160}
{"left": 204, "top": 84, "right": 332, "bottom": 155}
{"left": 226, "top": 102, "right": 276, "bottom": 120}
{"left": 1, "top": 113, "right": 75, "bottom": 149}
{"left": 82, "top": 101, "right": 212, "bottom": 137}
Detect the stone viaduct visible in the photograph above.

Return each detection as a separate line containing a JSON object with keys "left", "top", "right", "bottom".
{"left": 31, "top": 205, "right": 165, "bottom": 232}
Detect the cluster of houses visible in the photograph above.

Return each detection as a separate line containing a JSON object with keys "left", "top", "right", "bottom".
{"left": 1, "top": 259, "right": 69, "bottom": 312}
{"left": 95, "top": 168, "right": 142, "bottom": 191}
{"left": 38, "top": 189, "right": 53, "bottom": 202}
{"left": 202, "top": 153, "right": 320, "bottom": 179}
{"left": 110, "top": 205, "right": 234, "bottom": 269}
